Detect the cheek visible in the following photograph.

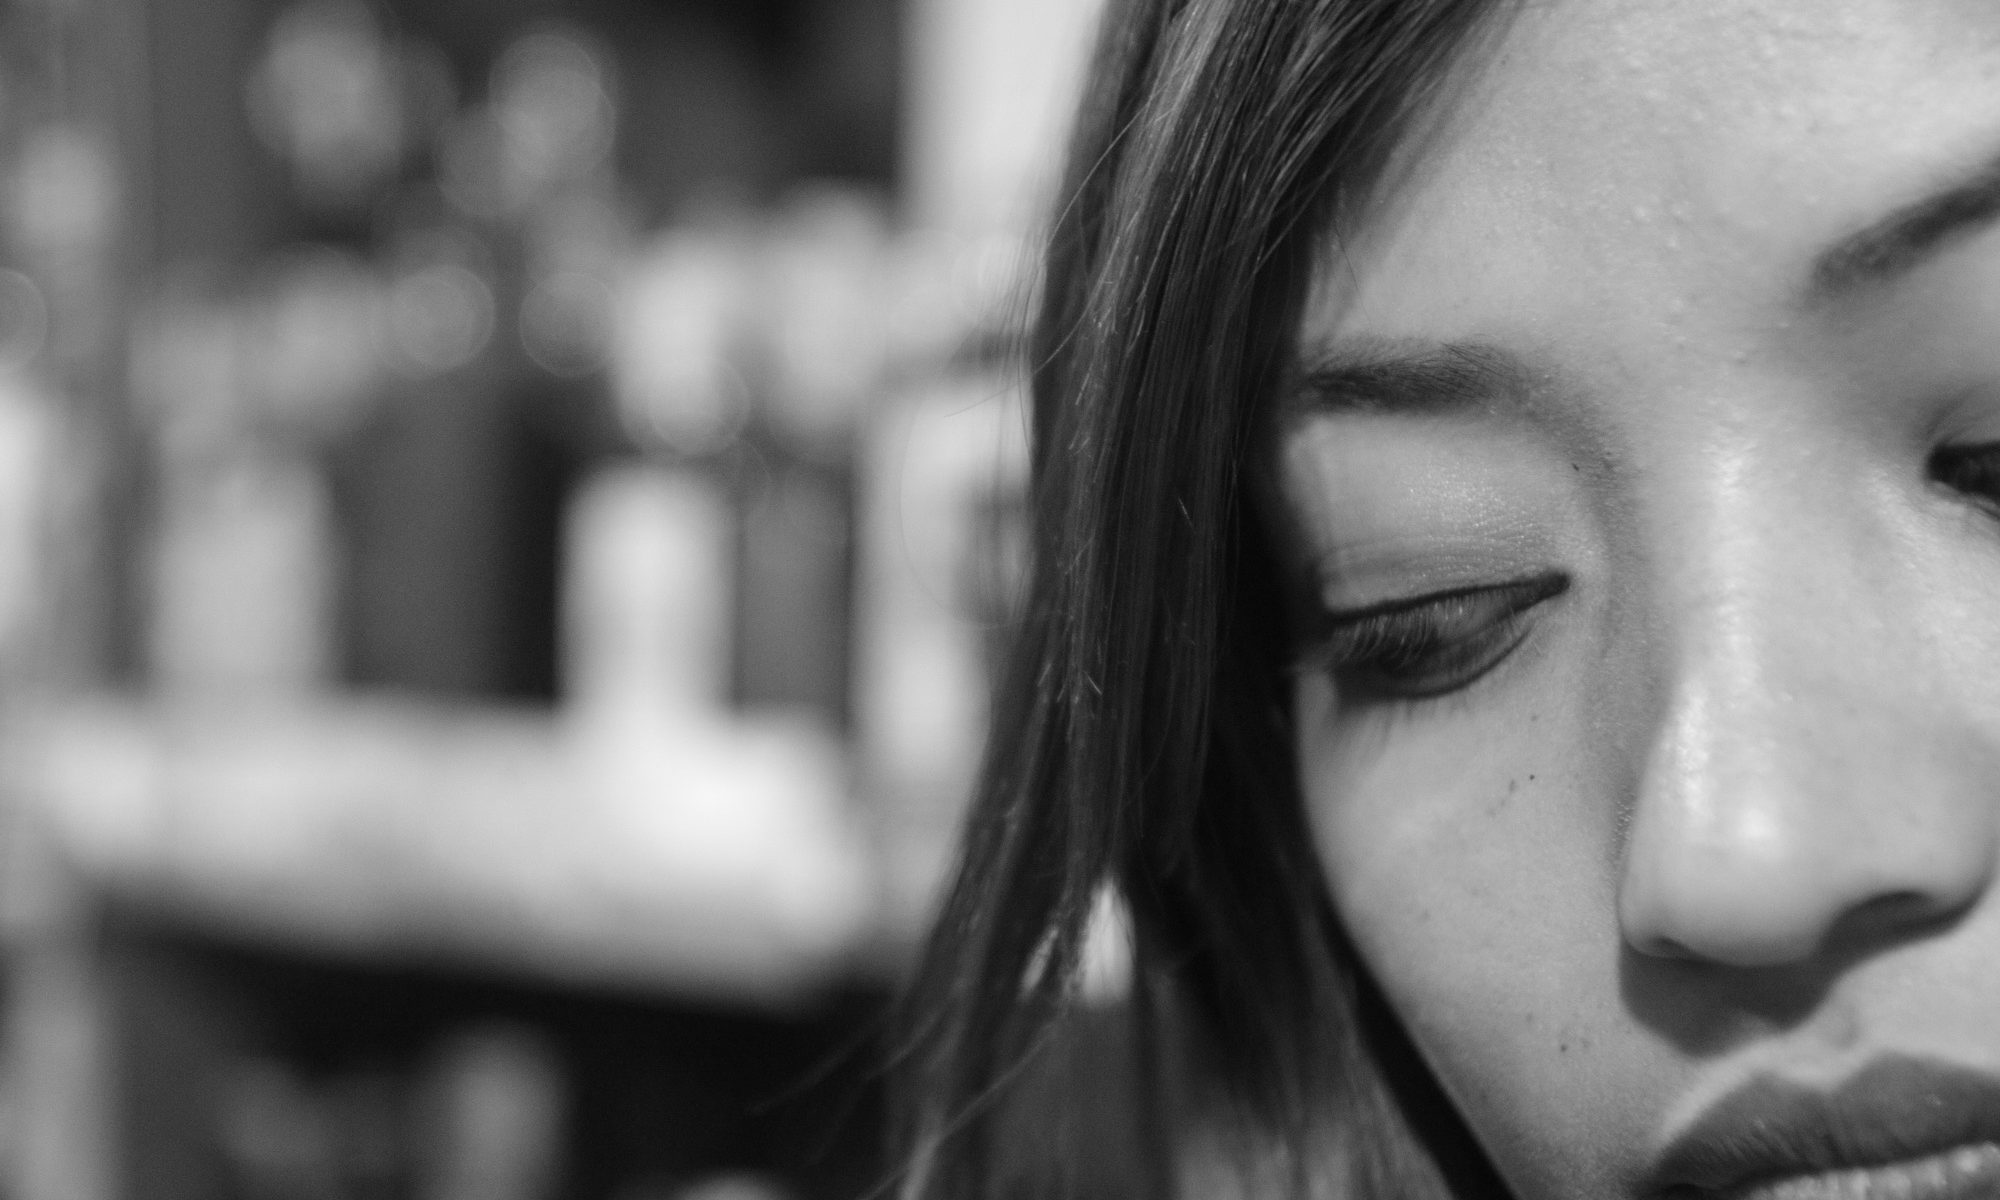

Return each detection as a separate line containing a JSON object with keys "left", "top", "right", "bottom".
{"left": 1294, "top": 671, "right": 1663, "bottom": 1197}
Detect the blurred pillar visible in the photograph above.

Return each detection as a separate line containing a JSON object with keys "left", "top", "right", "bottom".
{"left": 901, "top": 0, "right": 1106, "bottom": 239}
{"left": 858, "top": 0, "right": 1103, "bottom": 955}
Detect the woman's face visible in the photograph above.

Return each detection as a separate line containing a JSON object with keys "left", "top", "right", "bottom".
{"left": 1283, "top": 2, "right": 2000, "bottom": 1197}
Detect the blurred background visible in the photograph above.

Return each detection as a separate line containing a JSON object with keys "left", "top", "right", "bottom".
{"left": 0, "top": 0, "right": 1105, "bottom": 1194}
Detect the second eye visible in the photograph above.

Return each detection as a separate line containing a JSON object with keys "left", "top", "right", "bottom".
{"left": 1930, "top": 442, "right": 2000, "bottom": 518}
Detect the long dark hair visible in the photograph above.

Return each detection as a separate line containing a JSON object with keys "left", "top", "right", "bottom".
{"left": 899, "top": 1, "right": 1514, "bottom": 1195}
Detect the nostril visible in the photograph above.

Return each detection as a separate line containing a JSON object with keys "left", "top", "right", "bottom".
{"left": 1630, "top": 932, "right": 1697, "bottom": 962}
{"left": 1624, "top": 879, "right": 1986, "bottom": 969}
{"left": 1835, "top": 888, "right": 1973, "bottom": 945}
{"left": 1618, "top": 871, "right": 1851, "bottom": 968}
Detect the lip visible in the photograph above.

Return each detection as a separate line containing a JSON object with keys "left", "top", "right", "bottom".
{"left": 1642, "top": 1056, "right": 2000, "bottom": 1199}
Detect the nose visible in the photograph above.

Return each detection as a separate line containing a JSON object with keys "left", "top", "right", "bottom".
{"left": 1617, "top": 558, "right": 1998, "bottom": 972}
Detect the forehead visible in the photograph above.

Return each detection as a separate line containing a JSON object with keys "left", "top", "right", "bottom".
{"left": 1316, "top": 0, "right": 2000, "bottom": 348}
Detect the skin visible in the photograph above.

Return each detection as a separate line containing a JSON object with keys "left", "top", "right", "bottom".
{"left": 1282, "top": 1, "right": 2000, "bottom": 1197}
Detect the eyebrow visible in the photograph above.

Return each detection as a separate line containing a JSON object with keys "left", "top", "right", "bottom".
{"left": 1292, "top": 154, "right": 2000, "bottom": 416}
{"left": 1286, "top": 340, "right": 1535, "bottom": 420}
{"left": 1810, "top": 149, "right": 2000, "bottom": 299}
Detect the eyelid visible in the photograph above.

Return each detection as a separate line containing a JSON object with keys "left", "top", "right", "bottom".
{"left": 1315, "top": 571, "right": 1569, "bottom": 628}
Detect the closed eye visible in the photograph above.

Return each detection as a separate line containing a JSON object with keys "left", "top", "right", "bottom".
{"left": 1297, "top": 573, "right": 1569, "bottom": 702}
{"left": 1930, "top": 441, "right": 2000, "bottom": 516}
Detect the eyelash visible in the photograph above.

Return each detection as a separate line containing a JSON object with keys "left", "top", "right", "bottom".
{"left": 1297, "top": 573, "right": 1569, "bottom": 702}
{"left": 1930, "top": 441, "right": 2000, "bottom": 514}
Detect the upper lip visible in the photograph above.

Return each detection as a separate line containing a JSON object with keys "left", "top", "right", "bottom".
{"left": 1641, "top": 1056, "right": 2000, "bottom": 1197}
